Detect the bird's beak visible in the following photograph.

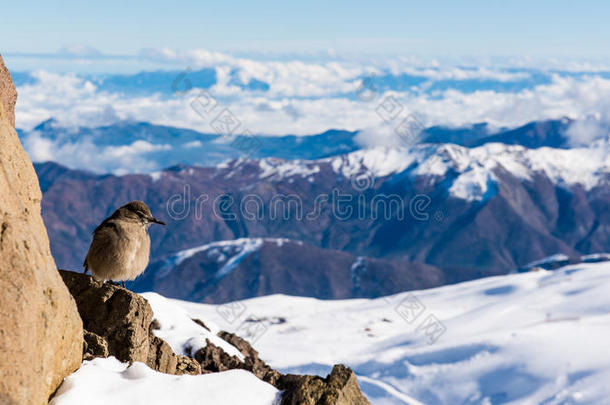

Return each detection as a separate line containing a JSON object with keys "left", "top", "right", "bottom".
{"left": 150, "top": 217, "right": 166, "bottom": 225}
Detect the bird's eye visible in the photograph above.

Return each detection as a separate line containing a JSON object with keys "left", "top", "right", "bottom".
{"left": 136, "top": 211, "right": 145, "bottom": 217}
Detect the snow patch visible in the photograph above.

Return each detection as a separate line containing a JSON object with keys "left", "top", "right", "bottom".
{"left": 149, "top": 171, "right": 162, "bottom": 181}
{"left": 259, "top": 158, "right": 320, "bottom": 180}
{"left": 142, "top": 292, "right": 245, "bottom": 360}
{"left": 51, "top": 357, "right": 280, "bottom": 405}
{"left": 158, "top": 238, "right": 296, "bottom": 279}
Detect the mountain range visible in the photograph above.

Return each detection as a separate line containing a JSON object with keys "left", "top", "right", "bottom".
{"left": 35, "top": 120, "right": 610, "bottom": 302}
{"left": 20, "top": 117, "right": 581, "bottom": 173}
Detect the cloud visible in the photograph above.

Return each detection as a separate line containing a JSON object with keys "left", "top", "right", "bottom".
{"left": 385, "top": 64, "right": 532, "bottom": 82}
{"left": 138, "top": 48, "right": 236, "bottom": 67}
{"left": 566, "top": 117, "right": 610, "bottom": 147}
{"left": 57, "top": 44, "right": 102, "bottom": 57}
{"left": 14, "top": 59, "right": 610, "bottom": 145}
{"left": 22, "top": 132, "right": 171, "bottom": 174}
{"left": 354, "top": 126, "right": 409, "bottom": 149}
{"left": 183, "top": 140, "right": 203, "bottom": 148}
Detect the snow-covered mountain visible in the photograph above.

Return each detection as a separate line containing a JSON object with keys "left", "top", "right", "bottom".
{"left": 37, "top": 133, "right": 610, "bottom": 301}
{"left": 268, "top": 139, "right": 610, "bottom": 201}
{"left": 53, "top": 259, "right": 610, "bottom": 404}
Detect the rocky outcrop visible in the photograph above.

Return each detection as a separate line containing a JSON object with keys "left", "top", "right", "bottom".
{"left": 59, "top": 270, "right": 201, "bottom": 375}
{"left": 279, "top": 365, "right": 371, "bottom": 405}
{"left": 57, "top": 269, "right": 369, "bottom": 403}
{"left": 0, "top": 55, "right": 83, "bottom": 405}
{"left": 192, "top": 331, "right": 281, "bottom": 383}
{"left": 196, "top": 326, "right": 370, "bottom": 405}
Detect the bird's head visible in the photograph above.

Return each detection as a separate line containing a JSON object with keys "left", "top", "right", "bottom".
{"left": 118, "top": 201, "right": 166, "bottom": 227}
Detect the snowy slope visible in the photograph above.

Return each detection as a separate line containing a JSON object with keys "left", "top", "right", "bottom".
{"left": 170, "top": 260, "right": 610, "bottom": 404}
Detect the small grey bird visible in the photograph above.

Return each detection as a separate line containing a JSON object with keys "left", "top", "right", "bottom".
{"left": 83, "top": 201, "right": 165, "bottom": 287}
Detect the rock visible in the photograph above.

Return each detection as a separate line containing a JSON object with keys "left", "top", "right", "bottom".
{"left": 193, "top": 339, "right": 245, "bottom": 373}
{"left": 196, "top": 329, "right": 369, "bottom": 404}
{"left": 193, "top": 330, "right": 281, "bottom": 384}
{"left": 176, "top": 356, "right": 202, "bottom": 375}
{"left": 83, "top": 331, "right": 109, "bottom": 360}
{"left": 0, "top": 55, "right": 17, "bottom": 127}
{"left": 59, "top": 270, "right": 201, "bottom": 375}
{"left": 278, "top": 365, "right": 371, "bottom": 405}
{"left": 0, "top": 54, "right": 83, "bottom": 405}
{"left": 217, "top": 331, "right": 281, "bottom": 385}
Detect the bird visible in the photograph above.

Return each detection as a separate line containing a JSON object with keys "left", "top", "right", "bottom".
{"left": 83, "top": 201, "right": 165, "bottom": 288}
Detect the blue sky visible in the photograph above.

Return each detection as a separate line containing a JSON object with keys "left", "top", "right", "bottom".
{"left": 2, "top": 0, "right": 610, "bottom": 59}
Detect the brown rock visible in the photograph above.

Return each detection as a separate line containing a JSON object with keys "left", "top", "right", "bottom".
{"left": 59, "top": 270, "right": 200, "bottom": 375}
{"left": 0, "top": 55, "right": 17, "bottom": 127}
{"left": 0, "top": 55, "right": 83, "bottom": 405}
{"left": 216, "top": 331, "right": 281, "bottom": 385}
{"left": 278, "top": 365, "right": 371, "bottom": 405}
{"left": 83, "top": 331, "right": 109, "bottom": 360}
{"left": 176, "top": 356, "right": 202, "bottom": 375}
{"left": 204, "top": 330, "right": 369, "bottom": 404}
{"left": 193, "top": 331, "right": 282, "bottom": 384}
{"left": 193, "top": 339, "right": 245, "bottom": 373}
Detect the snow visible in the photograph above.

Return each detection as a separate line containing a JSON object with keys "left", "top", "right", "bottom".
{"left": 157, "top": 238, "right": 266, "bottom": 279}
{"left": 141, "top": 292, "right": 244, "bottom": 360}
{"left": 51, "top": 260, "right": 610, "bottom": 404}
{"left": 171, "top": 261, "right": 610, "bottom": 404}
{"left": 50, "top": 357, "right": 281, "bottom": 405}
{"left": 521, "top": 253, "right": 570, "bottom": 270}
{"left": 258, "top": 158, "right": 320, "bottom": 180}
{"left": 582, "top": 253, "right": 610, "bottom": 263}
{"left": 323, "top": 140, "right": 610, "bottom": 201}
{"left": 213, "top": 238, "right": 263, "bottom": 280}
{"left": 149, "top": 171, "right": 162, "bottom": 181}
{"left": 157, "top": 238, "right": 302, "bottom": 279}
{"left": 447, "top": 164, "right": 495, "bottom": 201}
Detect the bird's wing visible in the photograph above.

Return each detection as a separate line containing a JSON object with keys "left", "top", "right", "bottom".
{"left": 92, "top": 212, "right": 119, "bottom": 234}
{"left": 86, "top": 221, "right": 121, "bottom": 262}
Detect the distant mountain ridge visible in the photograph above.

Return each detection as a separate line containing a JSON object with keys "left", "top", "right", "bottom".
{"left": 19, "top": 118, "right": 583, "bottom": 175}
{"left": 36, "top": 137, "right": 610, "bottom": 302}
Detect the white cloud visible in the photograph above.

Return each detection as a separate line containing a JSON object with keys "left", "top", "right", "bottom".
{"left": 183, "top": 140, "right": 203, "bottom": 148}
{"left": 385, "top": 64, "right": 532, "bottom": 82}
{"left": 14, "top": 62, "right": 610, "bottom": 143}
{"left": 354, "top": 125, "right": 413, "bottom": 149}
{"left": 22, "top": 132, "right": 171, "bottom": 174}
{"left": 566, "top": 117, "right": 610, "bottom": 147}
{"left": 138, "top": 48, "right": 237, "bottom": 67}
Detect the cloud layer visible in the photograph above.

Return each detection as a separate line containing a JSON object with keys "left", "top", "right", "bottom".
{"left": 12, "top": 49, "right": 610, "bottom": 171}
